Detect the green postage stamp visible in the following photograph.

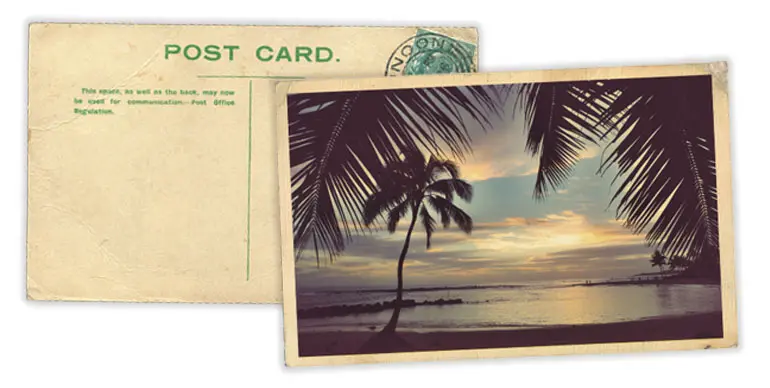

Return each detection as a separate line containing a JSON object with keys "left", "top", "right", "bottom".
{"left": 385, "top": 28, "right": 477, "bottom": 76}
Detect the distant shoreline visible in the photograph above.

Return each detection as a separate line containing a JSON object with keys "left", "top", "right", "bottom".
{"left": 298, "top": 298, "right": 463, "bottom": 319}
{"left": 301, "top": 277, "right": 719, "bottom": 295}
{"left": 303, "top": 284, "right": 526, "bottom": 294}
{"left": 576, "top": 276, "right": 721, "bottom": 287}
{"left": 298, "top": 312, "right": 724, "bottom": 357}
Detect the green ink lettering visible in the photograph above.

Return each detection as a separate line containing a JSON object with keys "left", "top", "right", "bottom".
{"left": 316, "top": 47, "right": 333, "bottom": 62}
{"left": 275, "top": 47, "right": 292, "bottom": 62}
{"left": 256, "top": 46, "right": 273, "bottom": 61}
{"left": 223, "top": 45, "right": 239, "bottom": 61}
{"left": 295, "top": 46, "right": 312, "bottom": 62}
{"left": 183, "top": 45, "right": 202, "bottom": 60}
{"left": 165, "top": 44, "right": 181, "bottom": 59}
{"left": 204, "top": 45, "right": 221, "bottom": 61}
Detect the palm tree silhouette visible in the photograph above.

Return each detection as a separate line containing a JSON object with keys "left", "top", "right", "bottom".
{"left": 650, "top": 250, "right": 667, "bottom": 273}
{"left": 363, "top": 151, "right": 473, "bottom": 333}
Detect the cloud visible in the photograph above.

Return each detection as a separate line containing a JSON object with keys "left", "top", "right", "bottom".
{"left": 526, "top": 243, "right": 653, "bottom": 266}
{"left": 457, "top": 112, "right": 539, "bottom": 182}
{"left": 469, "top": 210, "right": 642, "bottom": 253}
{"left": 578, "top": 144, "right": 601, "bottom": 160}
{"left": 457, "top": 117, "right": 605, "bottom": 183}
{"left": 473, "top": 216, "right": 546, "bottom": 230}
{"left": 460, "top": 150, "right": 537, "bottom": 182}
{"left": 295, "top": 206, "right": 654, "bottom": 290}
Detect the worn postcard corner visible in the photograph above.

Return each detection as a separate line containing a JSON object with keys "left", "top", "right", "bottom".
{"left": 706, "top": 61, "right": 729, "bottom": 94}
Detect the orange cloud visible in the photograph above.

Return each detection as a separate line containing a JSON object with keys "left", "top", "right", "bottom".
{"left": 470, "top": 211, "right": 643, "bottom": 257}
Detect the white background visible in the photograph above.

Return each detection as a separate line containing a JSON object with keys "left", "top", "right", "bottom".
{"left": 1, "top": 1, "right": 765, "bottom": 387}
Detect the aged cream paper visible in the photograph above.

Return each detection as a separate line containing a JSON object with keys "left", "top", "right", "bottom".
{"left": 27, "top": 23, "right": 478, "bottom": 303}
{"left": 276, "top": 63, "right": 737, "bottom": 366}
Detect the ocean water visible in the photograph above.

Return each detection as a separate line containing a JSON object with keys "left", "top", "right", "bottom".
{"left": 296, "top": 282, "right": 722, "bottom": 332}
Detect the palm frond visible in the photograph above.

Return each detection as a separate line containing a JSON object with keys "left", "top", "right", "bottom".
{"left": 516, "top": 76, "right": 719, "bottom": 263}
{"left": 598, "top": 75, "right": 719, "bottom": 258}
{"left": 386, "top": 200, "right": 410, "bottom": 233}
{"left": 426, "top": 179, "right": 473, "bottom": 202}
{"left": 516, "top": 82, "right": 609, "bottom": 199}
{"left": 420, "top": 206, "right": 436, "bottom": 249}
{"left": 363, "top": 188, "right": 407, "bottom": 226}
{"left": 290, "top": 86, "right": 504, "bottom": 262}
{"left": 429, "top": 196, "right": 473, "bottom": 234}
{"left": 426, "top": 155, "right": 459, "bottom": 180}
{"left": 427, "top": 195, "right": 451, "bottom": 228}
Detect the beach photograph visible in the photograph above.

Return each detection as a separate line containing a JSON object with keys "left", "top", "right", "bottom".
{"left": 282, "top": 68, "right": 732, "bottom": 361}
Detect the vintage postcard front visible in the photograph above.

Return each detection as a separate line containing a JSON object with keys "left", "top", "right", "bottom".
{"left": 27, "top": 23, "right": 478, "bottom": 303}
{"left": 276, "top": 63, "right": 737, "bottom": 366}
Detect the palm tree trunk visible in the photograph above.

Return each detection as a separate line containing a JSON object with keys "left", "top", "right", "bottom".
{"left": 382, "top": 206, "right": 420, "bottom": 334}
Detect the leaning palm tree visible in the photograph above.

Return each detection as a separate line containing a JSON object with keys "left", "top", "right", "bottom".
{"left": 363, "top": 151, "right": 473, "bottom": 333}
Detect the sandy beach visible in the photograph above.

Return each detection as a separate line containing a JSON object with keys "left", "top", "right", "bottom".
{"left": 298, "top": 312, "right": 723, "bottom": 357}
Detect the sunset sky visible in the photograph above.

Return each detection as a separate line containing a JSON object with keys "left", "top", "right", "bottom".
{"left": 295, "top": 89, "right": 657, "bottom": 290}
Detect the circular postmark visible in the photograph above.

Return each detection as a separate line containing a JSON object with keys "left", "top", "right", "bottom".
{"left": 385, "top": 31, "right": 476, "bottom": 76}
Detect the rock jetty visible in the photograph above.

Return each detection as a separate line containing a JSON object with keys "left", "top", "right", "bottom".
{"left": 298, "top": 298, "right": 463, "bottom": 319}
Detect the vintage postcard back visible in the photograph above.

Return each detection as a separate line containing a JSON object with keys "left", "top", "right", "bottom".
{"left": 276, "top": 63, "right": 736, "bottom": 366}
{"left": 27, "top": 23, "right": 478, "bottom": 303}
